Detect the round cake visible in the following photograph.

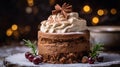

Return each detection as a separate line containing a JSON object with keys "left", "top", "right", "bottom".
{"left": 38, "top": 3, "right": 90, "bottom": 64}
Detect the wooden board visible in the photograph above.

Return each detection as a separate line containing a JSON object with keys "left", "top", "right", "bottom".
{"left": 4, "top": 53, "right": 120, "bottom": 67}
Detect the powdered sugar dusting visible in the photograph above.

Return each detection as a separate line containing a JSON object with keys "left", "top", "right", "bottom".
{"left": 5, "top": 52, "right": 120, "bottom": 67}
{"left": 6, "top": 53, "right": 38, "bottom": 66}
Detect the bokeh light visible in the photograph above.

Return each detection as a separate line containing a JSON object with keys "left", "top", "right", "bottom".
{"left": 83, "top": 5, "right": 91, "bottom": 13}
{"left": 27, "top": 0, "right": 34, "bottom": 6}
{"left": 6, "top": 29, "right": 13, "bottom": 36}
{"left": 25, "top": 25, "right": 31, "bottom": 32}
{"left": 26, "top": 7, "right": 32, "bottom": 14}
{"left": 49, "top": 0, "right": 55, "bottom": 6}
{"left": 11, "top": 24, "right": 18, "bottom": 31}
{"left": 92, "top": 16, "right": 99, "bottom": 25}
{"left": 104, "top": 9, "right": 108, "bottom": 15}
{"left": 110, "top": 8, "right": 117, "bottom": 15}
{"left": 13, "top": 31, "right": 19, "bottom": 38}
{"left": 97, "top": 9, "right": 104, "bottom": 16}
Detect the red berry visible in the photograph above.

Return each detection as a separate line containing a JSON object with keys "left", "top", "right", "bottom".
{"left": 25, "top": 52, "right": 32, "bottom": 59}
{"left": 88, "top": 57, "right": 95, "bottom": 64}
{"left": 33, "top": 55, "right": 43, "bottom": 65}
{"left": 28, "top": 54, "right": 34, "bottom": 62}
{"left": 96, "top": 56, "right": 104, "bottom": 62}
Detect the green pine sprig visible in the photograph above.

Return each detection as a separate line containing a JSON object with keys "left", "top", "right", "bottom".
{"left": 90, "top": 43, "right": 103, "bottom": 58}
{"left": 23, "top": 39, "right": 37, "bottom": 55}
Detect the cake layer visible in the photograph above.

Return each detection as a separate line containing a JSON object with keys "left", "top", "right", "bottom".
{"left": 38, "top": 31, "right": 89, "bottom": 40}
{"left": 38, "top": 31, "right": 90, "bottom": 55}
{"left": 42, "top": 52, "right": 89, "bottom": 64}
{"left": 38, "top": 31, "right": 90, "bottom": 63}
{"left": 38, "top": 41, "right": 89, "bottom": 55}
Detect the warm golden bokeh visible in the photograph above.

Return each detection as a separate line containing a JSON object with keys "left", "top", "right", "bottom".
{"left": 83, "top": 5, "right": 91, "bottom": 13}
{"left": 27, "top": 0, "right": 34, "bottom": 6}
{"left": 97, "top": 9, "right": 104, "bottom": 16}
{"left": 11, "top": 24, "right": 18, "bottom": 31}
{"left": 110, "top": 8, "right": 117, "bottom": 15}
{"left": 6, "top": 28, "right": 13, "bottom": 36}
{"left": 92, "top": 16, "right": 99, "bottom": 25}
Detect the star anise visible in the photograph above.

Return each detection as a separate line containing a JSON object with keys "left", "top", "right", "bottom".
{"left": 52, "top": 3, "right": 72, "bottom": 19}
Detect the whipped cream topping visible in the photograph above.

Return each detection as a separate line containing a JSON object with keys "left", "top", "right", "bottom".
{"left": 40, "top": 12, "right": 87, "bottom": 33}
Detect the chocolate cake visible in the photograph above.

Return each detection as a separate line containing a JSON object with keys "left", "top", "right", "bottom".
{"left": 38, "top": 31, "right": 90, "bottom": 63}
{"left": 38, "top": 3, "right": 90, "bottom": 64}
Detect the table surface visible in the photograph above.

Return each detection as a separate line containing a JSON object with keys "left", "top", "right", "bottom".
{"left": 0, "top": 44, "right": 30, "bottom": 67}
{"left": 0, "top": 42, "right": 120, "bottom": 67}
{"left": 4, "top": 52, "right": 120, "bottom": 67}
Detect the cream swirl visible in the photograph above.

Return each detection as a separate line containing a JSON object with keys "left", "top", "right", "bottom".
{"left": 40, "top": 12, "right": 87, "bottom": 33}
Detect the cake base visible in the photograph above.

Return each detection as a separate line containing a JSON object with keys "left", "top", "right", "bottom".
{"left": 42, "top": 51, "right": 89, "bottom": 64}
{"left": 38, "top": 31, "right": 90, "bottom": 63}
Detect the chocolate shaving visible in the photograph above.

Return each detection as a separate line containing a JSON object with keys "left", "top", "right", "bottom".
{"left": 52, "top": 3, "right": 72, "bottom": 19}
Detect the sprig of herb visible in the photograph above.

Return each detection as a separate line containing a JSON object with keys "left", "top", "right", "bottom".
{"left": 90, "top": 43, "right": 103, "bottom": 58}
{"left": 23, "top": 39, "right": 37, "bottom": 55}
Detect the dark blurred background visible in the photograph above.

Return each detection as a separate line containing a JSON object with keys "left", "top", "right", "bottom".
{"left": 0, "top": 0, "right": 120, "bottom": 45}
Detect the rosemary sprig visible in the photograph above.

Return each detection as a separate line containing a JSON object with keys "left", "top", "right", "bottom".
{"left": 23, "top": 39, "right": 37, "bottom": 55}
{"left": 90, "top": 43, "right": 103, "bottom": 58}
